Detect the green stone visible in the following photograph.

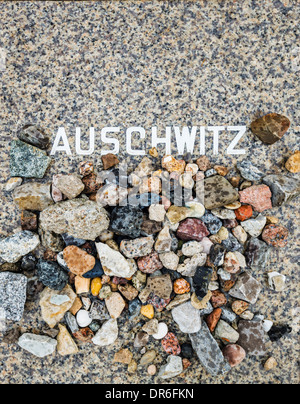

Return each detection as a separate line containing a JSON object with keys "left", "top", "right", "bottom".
{"left": 10, "top": 140, "right": 51, "bottom": 178}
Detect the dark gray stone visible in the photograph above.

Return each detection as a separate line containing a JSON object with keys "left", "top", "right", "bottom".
{"left": 110, "top": 205, "right": 143, "bottom": 238}
{"left": 229, "top": 271, "right": 262, "bottom": 304}
{"left": 201, "top": 212, "right": 223, "bottom": 234}
{"left": 263, "top": 174, "right": 300, "bottom": 207}
{"left": 37, "top": 259, "right": 69, "bottom": 291}
{"left": 0, "top": 272, "right": 27, "bottom": 321}
{"left": 18, "top": 124, "right": 50, "bottom": 149}
{"left": 238, "top": 320, "right": 267, "bottom": 356}
{"left": 246, "top": 237, "right": 270, "bottom": 270}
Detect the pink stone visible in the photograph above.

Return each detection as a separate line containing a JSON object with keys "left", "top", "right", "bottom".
{"left": 137, "top": 251, "right": 163, "bottom": 274}
{"left": 222, "top": 344, "right": 246, "bottom": 367}
{"left": 239, "top": 184, "right": 272, "bottom": 212}
{"left": 177, "top": 218, "right": 210, "bottom": 241}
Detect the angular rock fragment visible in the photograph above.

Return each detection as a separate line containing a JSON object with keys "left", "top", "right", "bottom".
{"left": 238, "top": 320, "right": 267, "bottom": 356}
{"left": 0, "top": 272, "right": 27, "bottom": 321}
{"left": 110, "top": 206, "right": 143, "bottom": 238}
{"left": 285, "top": 150, "right": 300, "bottom": 174}
{"left": 55, "top": 174, "right": 85, "bottom": 199}
{"left": 214, "top": 320, "right": 239, "bottom": 344}
{"left": 57, "top": 324, "right": 79, "bottom": 356}
{"left": 246, "top": 238, "right": 270, "bottom": 270}
{"left": 96, "top": 242, "right": 136, "bottom": 278}
{"left": 172, "top": 301, "right": 201, "bottom": 333}
{"left": 105, "top": 292, "right": 126, "bottom": 319}
{"left": 237, "top": 160, "right": 264, "bottom": 182}
{"left": 263, "top": 174, "right": 300, "bottom": 207}
{"left": 177, "top": 218, "right": 210, "bottom": 241}
{"left": 92, "top": 319, "right": 118, "bottom": 346}
{"left": 63, "top": 245, "right": 95, "bottom": 276}
{"left": 10, "top": 140, "right": 52, "bottom": 178}
{"left": 239, "top": 184, "right": 272, "bottom": 212}
{"left": 120, "top": 237, "right": 154, "bottom": 259}
{"left": 37, "top": 259, "right": 69, "bottom": 291}
{"left": 158, "top": 355, "right": 183, "bottom": 379}
{"left": 241, "top": 214, "right": 267, "bottom": 238}
{"left": 18, "top": 124, "right": 50, "bottom": 149}
{"left": 189, "top": 322, "right": 231, "bottom": 376}
{"left": 250, "top": 113, "right": 290, "bottom": 144}
{"left": 0, "top": 231, "right": 40, "bottom": 263}
{"left": 202, "top": 176, "right": 239, "bottom": 209}
{"left": 229, "top": 272, "right": 262, "bottom": 304}
{"left": 18, "top": 333, "right": 57, "bottom": 358}
{"left": 193, "top": 266, "right": 213, "bottom": 300}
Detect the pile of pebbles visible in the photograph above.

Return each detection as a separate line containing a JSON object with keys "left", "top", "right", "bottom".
{"left": 1, "top": 114, "right": 299, "bottom": 379}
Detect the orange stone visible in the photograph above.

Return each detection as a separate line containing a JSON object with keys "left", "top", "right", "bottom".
{"left": 206, "top": 308, "right": 222, "bottom": 332}
{"left": 235, "top": 205, "right": 253, "bottom": 222}
{"left": 63, "top": 245, "right": 95, "bottom": 276}
{"left": 173, "top": 278, "right": 191, "bottom": 295}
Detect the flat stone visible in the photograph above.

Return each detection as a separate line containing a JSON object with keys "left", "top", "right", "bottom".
{"left": 263, "top": 174, "right": 300, "bottom": 207}
{"left": 177, "top": 253, "right": 207, "bottom": 277}
{"left": 105, "top": 292, "right": 126, "bottom": 319}
{"left": 202, "top": 176, "right": 239, "bottom": 209}
{"left": 172, "top": 301, "right": 201, "bottom": 333}
{"left": 241, "top": 214, "right": 267, "bottom": 237}
{"left": 268, "top": 271, "right": 286, "bottom": 292}
{"left": 158, "top": 355, "right": 183, "bottom": 379}
{"left": 246, "top": 238, "right": 270, "bottom": 270}
{"left": 120, "top": 236, "right": 154, "bottom": 258}
{"left": 193, "top": 266, "right": 213, "bottom": 300}
{"left": 40, "top": 199, "right": 110, "bottom": 240}
{"left": 189, "top": 321, "right": 231, "bottom": 376}
{"left": 140, "top": 350, "right": 156, "bottom": 366}
{"left": 166, "top": 206, "right": 190, "bottom": 224}
{"left": 0, "top": 231, "right": 40, "bottom": 263}
{"left": 182, "top": 241, "right": 203, "bottom": 257}
{"left": 17, "top": 124, "right": 50, "bottom": 149}
{"left": 238, "top": 320, "right": 267, "bottom": 356}
{"left": 63, "top": 245, "right": 95, "bottom": 276}
{"left": 118, "top": 283, "right": 139, "bottom": 301}
{"left": 229, "top": 271, "right": 262, "bottom": 304}
{"left": 237, "top": 160, "right": 264, "bottom": 181}
{"left": 39, "top": 285, "right": 76, "bottom": 328}
{"left": 10, "top": 140, "right": 51, "bottom": 178}
{"left": 57, "top": 324, "right": 79, "bottom": 356}
{"left": 250, "top": 113, "right": 290, "bottom": 144}
{"left": 0, "top": 272, "right": 27, "bottom": 321}
{"left": 18, "top": 333, "right": 57, "bottom": 358}
{"left": 92, "top": 318, "right": 118, "bottom": 346}
{"left": 166, "top": 293, "right": 191, "bottom": 310}
{"left": 96, "top": 242, "right": 136, "bottom": 278}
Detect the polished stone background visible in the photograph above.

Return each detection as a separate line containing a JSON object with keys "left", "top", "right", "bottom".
{"left": 0, "top": 1, "right": 299, "bottom": 384}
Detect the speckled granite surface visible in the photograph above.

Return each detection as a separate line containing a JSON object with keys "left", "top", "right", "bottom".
{"left": 0, "top": 1, "right": 299, "bottom": 384}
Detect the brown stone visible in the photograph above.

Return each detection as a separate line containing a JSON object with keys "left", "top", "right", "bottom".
{"left": 231, "top": 300, "right": 249, "bottom": 316}
{"left": 102, "top": 153, "right": 119, "bottom": 170}
{"left": 63, "top": 245, "right": 95, "bottom": 276}
{"left": 21, "top": 210, "right": 38, "bottom": 231}
{"left": 73, "top": 327, "right": 94, "bottom": 342}
{"left": 196, "top": 156, "right": 211, "bottom": 171}
{"left": 69, "top": 296, "right": 83, "bottom": 316}
{"left": 75, "top": 276, "right": 91, "bottom": 294}
{"left": 214, "top": 165, "right": 229, "bottom": 176}
{"left": 211, "top": 290, "right": 227, "bottom": 308}
{"left": 43, "top": 249, "right": 57, "bottom": 262}
{"left": 82, "top": 173, "right": 103, "bottom": 194}
{"left": 113, "top": 348, "right": 133, "bottom": 365}
{"left": 222, "top": 344, "right": 246, "bottom": 367}
{"left": 251, "top": 113, "right": 290, "bottom": 144}
{"left": 118, "top": 284, "right": 139, "bottom": 301}
{"left": 78, "top": 161, "right": 94, "bottom": 177}
{"left": 206, "top": 308, "right": 222, "bottom": 332}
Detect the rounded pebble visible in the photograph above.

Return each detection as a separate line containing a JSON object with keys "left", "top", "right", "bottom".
{"left": 152, "top": 322, "right": 168, "bottom": 340}
{"left": 76, "top": 310, "right": 92, "bottom": 328}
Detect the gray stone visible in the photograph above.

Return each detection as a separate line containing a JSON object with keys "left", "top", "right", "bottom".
{"left": 64, "top": 312, "right": 79, "bottom": 334}
{"left": 120, "top": 236, "right": 154, "bottom": 258}
{"left": 263, "top": 174, "right": 300, "bottom": 207}
{"left": 18, "top": 333, "right": 57, "bottom": 358}
{"left": 172, "top": 301, "right": 201, "bottom": 333}
{"left": 246, "top": 238, "right": 270, "bottom": 270}
{"left": 189, "top": 322, "right": 231, "bottom": 376}
{"left": 55, "top": 174, "right": 85, "bottom": 199}
{"left": 92, "top": 318, "right": 118, "bottom": 347}
{"left": 0, "top": 231, "right": 40, "bottom": 263}
{"left": 0, "top": 272, "right": 27, "bottom": 321}
{"left": 238, "top": 320, "right": 267, "bottom": 356}
{"left": 229, "top": 271, "right": 262, "bottom": 304}
{"left": 10, "top": 140, "right": 51, "bottom": 179}
{"left": 158, "top": 355, "right": 183, "bottom": 379}
{"left": 96, "top": 242, "right": 136, "bottom": 278}
{"left": 37, "top": 259, "right": 69, "bottom": 291}
{"left": 237, "top": 160, "right": 264, "bottom": 182}
{"left": 17, "top": 124, "right": 50, "bottom": 149}
{"left": 214, "top": 319, "right": 239, "bottom": 344}
{"left": 89, "top": 300, "right": 110, "bottom": 321}
{"left": 241, "top": 214, "right": 267, "bottom": 238}
{"left": 39, "top": 199, "right": 110, "bottom": 240}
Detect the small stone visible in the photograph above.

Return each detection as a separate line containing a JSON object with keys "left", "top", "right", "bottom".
{"left": 69, "top": 297, "right": 83, "bottom": 316}
{"left": 268, "top": 324, "right": 292, "bottom": 342}
{"left": 182, "top": 241, "right": 203, "bottom": 257}
{"left": 142, "top": 318, "right": 159, "bottom": 335}
{"left": 37, "top": 259, "right": 68, "bottom": 291}
{"left": 50, "top": 294, "right": 71, "bottom": 306}
{"left": 78, "top": 161, "right": 94, "bottom": 177}
{"left": 240, "top": 310, "right": 254, "bottom": 320}
{"left": 232, "top": 225, "right": 248, "bottom": 245}
{"left": 152, "top": 322, "right": 168, "bottom": 340}
{"left": 211, "top": 290, "right": 227, "bottom": 308}
{"left": 267, "top": 272, "right": 286, "bottom": 292}
{"left": 110, "top": 205, "right": 143, "bottom": 238}
{"left": 0, "top": 231, "right": 40, "bottom": 264}
{"left": 140, "top": 304, "right": 155, "bottom": 319}
{"left": 264, "top": 357, "right": 278, "bottom": 371}
{"left": 149, "top": 147, "right": 158, "bottom": 158}
{"left": 239, "top": 185, "right": 272, "bottom": 212}
{"left": 101, "top": 153, "right": 119, "bottom": 170}
{"left": 18, "top": 333, "right": 57, "bottom": 358}
{"left": 118, "top": 283, "right": 138, "bottom": 301}
{"left": 211, "top": 208, "right": 236, "bottom": 220}
{"left": 18, "top": 124, "right": 50, "bottom": 149}
{"left": 154, "top": 226, "right": 173, "bottom": 253}
{"left": 55, "top": 174, "right": 84, "bottom": 199}
{"left": 214, "top": 165, "right": 229, "bottom": 176}
{"left": 285, "top": 150, "right": 300, "bottom": 173}
{"left": 177, "top": 218, "right": 209, "bottom": 241}
{"left": 91, "top": 278, "right": 102, "bottom": 296}
{"left": 214, "top": 319, "right": 240, "bottom": 344}
{"left": 0, "top": 272, "right": 27, "bottom": 321}
{"left": 237, "top": 160, "right": 264, "bottom": 182}
{"left": 10, "top": 140, "right": 51, "bottom": 179}
{"left": 99, "top": 284, "right": 112, "bottom": 300}
{"left": 159, "top": 251, "right": 179, "bottom": 271}
{"left": 5, "top": 177, "right": 23, "bottom": 192}
{"left": 235, "top": 205, "right": 253, "bottom": 222}
{"left": 73, "top": 327, "right": 94, "bottom": 342}
{"left": 172, "top": 301, "right": 201, "bottom": 334}
{"left": 158, "top": 355, "right": 183, "bottom": 379}
{"left": 76, "top": 309, "right": 92, "bottom": 327}
{"left": 20, "top": 210, "right": 38, "bottom": 232}
{"left": 246, "top": 238, "right": 270, "bottom": 270}
{"left": 250, "top": 113, "right": 290, "bottom": 144}
{"left": 127, "top": 359, "right": 138, "bottom": 374}
{"left": 161, "top": 332, "right": 181, "bottom": 355}
{"left": 75, "top": 276, "right": 90, "bottom": 294}
{"left": 224, "top": 201, "right": 241, "bottom": 210}
{"left": 57, "top": 324, "right": 79, "bottom": 356}
{"left": 196, "top": 156, "right": 211, "bottom": 171}
{"left": 63, "top": 245, "right": 95, "bottom": 276}
{"left": 138, "top": 251, "right": 163, "bottom": 274}
{"left": 147, "top": 364, "right": 157, "bottom": 375}
{"left": 263, "top": 174, "right": 300, "bottom": 207}
{"left": 82, "top": 173, "right": 103, "bottom": 194}
{"left": 166, "top": 293, "right": 191, "bottom": 310}
{"left": 179, "top": 172, "right": 194, "bottom": 189}
{"left": 222, "top": 344, "right": 246, "bottom": 367}
{"left": 262, "top": 224, "right": 289, "bottom": 247}
{"left": 162, "top": 155, "right": 186, "bottom": 174}
{"left": 202, "top": 176, "right": 239, "bottom": 209}
{"left": 139, "top": 176, "right": 161, "bottom": 194}
{"left": 201, "top": 213, "right": 223, "bottom": 235}
{"left": 193, "top": 267, "right": 213, "bottom": 300}
{"left": 185, "top": 201, "right": 206, "bottom": 219}
{"left": 114, "top": 348, "right": 133, "bottom": 365}
{"left": 238, "top": 320, "right": 267, "bottom": 356}
{"left": 166, "top": 206, "right": 189, "bottom": 224}
{"left": 92, "top": 318, "right": 118, "bottom": 346}
{"left": 140, "top": 350, "right": 156, "bottom": 366}
{"left": 96, "top": 242, "right": 136, "bottom": 278}
{"left": 241, "top": 214, "right": 267, "bottom": 238}
{"left": 229, "top": 272, "right": 262, "bottom": 304}
{"left": 232, "top": 300, "right": 250, "bottom": 315}
{"left": 186, "top": 163, "right": 199, "bottom": 175}
{"left": 210, "top": 244, "right": 226, "bottom": 266}
{"left": 149, "top": 204, "right": 166, "bottom": 222}
{"left": 191, "top": 291, "right": 212, "bottom": 310}
{"left": 206, "top": 308, "right": 222, "bottom": 332}
{"left": 134, "top": 331, "right": 149, "bottom": 348}
{"left": 105, "top": 292, "right": 126, "bottom": 319}
{"left": 120, "top": 237, "right": 154, "bottom": 259}
{"left": 173, "top": 278, "right": 191, "bottom": 295}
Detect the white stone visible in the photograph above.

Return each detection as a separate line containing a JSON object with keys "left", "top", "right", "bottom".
{"left": 185, "top": 201, "right": 205, "bottom": 219}
{"left": 159, "top": 251, "right": 179, "bottom": 271}
{"left": 214, "top": 320, "right": 239, "bottom": 344}
{"left": 5, "top": 177, "right": 22, "bottom": 192}
{"left": 0, "top": 231, "right": 40, "bottom": 263}
{"left": 177, "top": 253, "right": 207, "bottom": 277}
{"left": 96, "top": 242, "right": 136, "bottom": 278}
{"left": 241, "top": 214, "right": 267, "bottom": 238}
{"left": 199, "top": 237, "right": 213, "bottom": 254}
{"left": 232, "top": 225, "right": 248, "bottom": 245}
{"left": 76, "top": 309, "right": 92, "bottom": 327}
{"left": 92, "top": 319, "right": 118, "bottom": 347}
{"left": 152, "top": 322, "right": 168, "bottom": 340}
{"left": 50, "top": 294, "right": 71, "bottom": 306}
{"left": 182, "top": 241, "right": 203, "bottom": 257}
{"left": 172, "top": 301, "right": 201, "bottom": 334}
{"left": 268, "top": 271, "right": 286, "bottom": 292}
{"left": 149, "top": 204, "right": 166, "bottom": 222}
{"left": 18, "top": 333, "right": 57, "bottom": 358}
{"left": 158, "top": 355, "right": 183, "bottom": 379}
{"left": 211, "top": 208, "right": 236, "bottom": 220}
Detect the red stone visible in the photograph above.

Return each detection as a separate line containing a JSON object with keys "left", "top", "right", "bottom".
{"left": 222, "top": 344, "right": 246, "bottom": 367}
{"left": 262, "top": 224, "right": 289, "bottom": 248}
{"left": 239, "top": 185, "right": 272, "bottom": 213}
{"left": 161, "top": 332, "right": 181, "bottom": 355}
{"left": 177, "top": 218, "right": 210, "bottom": 241}
{"left": 137, "top": 251, "right": 163, "bottom": 274}
{"left": 206, "top": 308, "right": 222, "bottom": 332}
{"left": 147, "top": 293, "right": 171, "bottom": 312}
{"left": 211, "top": 290, "right": 227, "bottom": 308}
{"left": 235, "top": 205, "right": 253, "bottom": 221}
